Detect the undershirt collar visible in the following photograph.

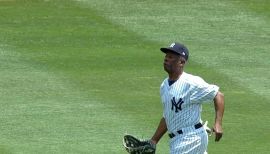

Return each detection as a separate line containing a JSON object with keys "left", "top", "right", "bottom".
{"left": 168, "top": 79, "right": 177, "bottom": 86}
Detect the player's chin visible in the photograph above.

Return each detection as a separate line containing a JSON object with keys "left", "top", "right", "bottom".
{"left": 163, "top": 64, "right": 171, "bottom": 73}
{"left": 163, "top": 64, "right": 167, "bottom": 70}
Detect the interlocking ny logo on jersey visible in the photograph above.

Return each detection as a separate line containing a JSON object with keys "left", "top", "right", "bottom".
{"left": 171, "top": 97, "right": 184, "bottom": 113}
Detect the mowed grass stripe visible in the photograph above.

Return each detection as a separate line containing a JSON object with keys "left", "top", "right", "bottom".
{"left": 0, "top": 0, "right": 269, "bottom": 154}
{"left": 0, "top": 46, "right": 98, "bottom": 153}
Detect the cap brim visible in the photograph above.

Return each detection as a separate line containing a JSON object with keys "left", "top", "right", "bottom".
{"left": 160, "top": 48, "right": 180, "bottom": 55}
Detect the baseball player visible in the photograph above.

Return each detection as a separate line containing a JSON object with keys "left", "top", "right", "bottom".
{"left": 150, "top": 42, "right": 225, "bottom": 154}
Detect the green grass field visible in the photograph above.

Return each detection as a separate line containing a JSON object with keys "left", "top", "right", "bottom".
{"left": 0, "top": 0, "right": 269, "bottom": 153}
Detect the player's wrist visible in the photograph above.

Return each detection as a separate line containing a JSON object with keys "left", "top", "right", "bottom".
{"left": 150, "top": 138, "right": 158, "bottom": 145}
{"left": 214, "top": 121, "right": 222, "bottom": 127}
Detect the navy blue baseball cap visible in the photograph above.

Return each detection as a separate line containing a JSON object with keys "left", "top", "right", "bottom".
{"left": 160, "top": 42, "right": 189, "bottom": 61}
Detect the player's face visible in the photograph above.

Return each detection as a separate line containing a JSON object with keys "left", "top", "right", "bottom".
{"left": 163, "top": 52, "right": 182, "bottom": 73}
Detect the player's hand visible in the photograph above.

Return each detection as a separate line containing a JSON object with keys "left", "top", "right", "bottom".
{"left": 213, "top": 123, "right": 223, "bottom": 142}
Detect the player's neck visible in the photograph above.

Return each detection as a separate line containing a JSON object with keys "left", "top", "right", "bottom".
{"left": 168, "top": 70, "right": 183, "bottom": 81}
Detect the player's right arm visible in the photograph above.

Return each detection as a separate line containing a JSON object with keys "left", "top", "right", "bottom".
{"left": 213, "top": 91, "right": 224, "bottom": 142}
{"left": 151, "top": 117, "right": 167, "bottom": 144}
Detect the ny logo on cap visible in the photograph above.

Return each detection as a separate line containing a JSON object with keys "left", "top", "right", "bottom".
{"left": 170, "top": 43, "right": 176, "bottom": 48}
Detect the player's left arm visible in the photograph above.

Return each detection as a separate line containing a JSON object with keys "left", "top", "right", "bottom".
{"left": 151, "top": 117, "right": 167, "bottom": 145}
{"left": 213, "top": 91, "right": 225, "bottom": 142}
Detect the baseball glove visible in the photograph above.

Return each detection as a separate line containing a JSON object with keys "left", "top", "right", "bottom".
{"left": 123, "top": 134, "right": 156, "bottom": 154}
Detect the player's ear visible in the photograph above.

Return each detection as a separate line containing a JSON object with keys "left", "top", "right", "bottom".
{"left": 178, "top": 60, "right": 185, "bottom": 68}
{"left": 179, "top": 56, "right": 186, "bottom": 63}
{"left": 178, "top": 57, "right": 186, "bottom": 67}
{"left": 179, "top": 58, "right": 186, "bottom": 65}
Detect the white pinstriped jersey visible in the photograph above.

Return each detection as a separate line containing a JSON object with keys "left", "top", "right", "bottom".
{"left": 160, "top": 72, "right": 219, "bottom": 133}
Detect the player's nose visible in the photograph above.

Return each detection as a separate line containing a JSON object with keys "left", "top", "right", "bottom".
{"left": 164, "top": 59, "right": 169, "bottom": 66}
{"left": 163, "top": 59, "right": 167, "bottom": 65}
{"left": 164, "top": 56, "right": 169, "bottom": 62}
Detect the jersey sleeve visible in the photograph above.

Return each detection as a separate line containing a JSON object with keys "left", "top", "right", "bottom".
{"left": 190, "top": 76, "right": 219, "bottom": 104}
{"left": 160, "top": 79, "right": 167, "bottom": 118}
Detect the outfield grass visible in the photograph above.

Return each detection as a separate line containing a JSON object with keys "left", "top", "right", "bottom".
{"left": 0, "top": 0, "right": 269, "bottom": 153}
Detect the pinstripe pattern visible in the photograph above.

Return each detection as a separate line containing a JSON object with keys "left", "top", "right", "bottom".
{"left": 170, "top": 128, "right": 208, "bottom": 154}
{"left": 160, "top": 72, "right": 218, "bottom": 153}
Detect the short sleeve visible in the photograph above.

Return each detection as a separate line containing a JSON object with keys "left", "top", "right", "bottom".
{"left": 190, "top": 77, "right": 219, "bottom": 104}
